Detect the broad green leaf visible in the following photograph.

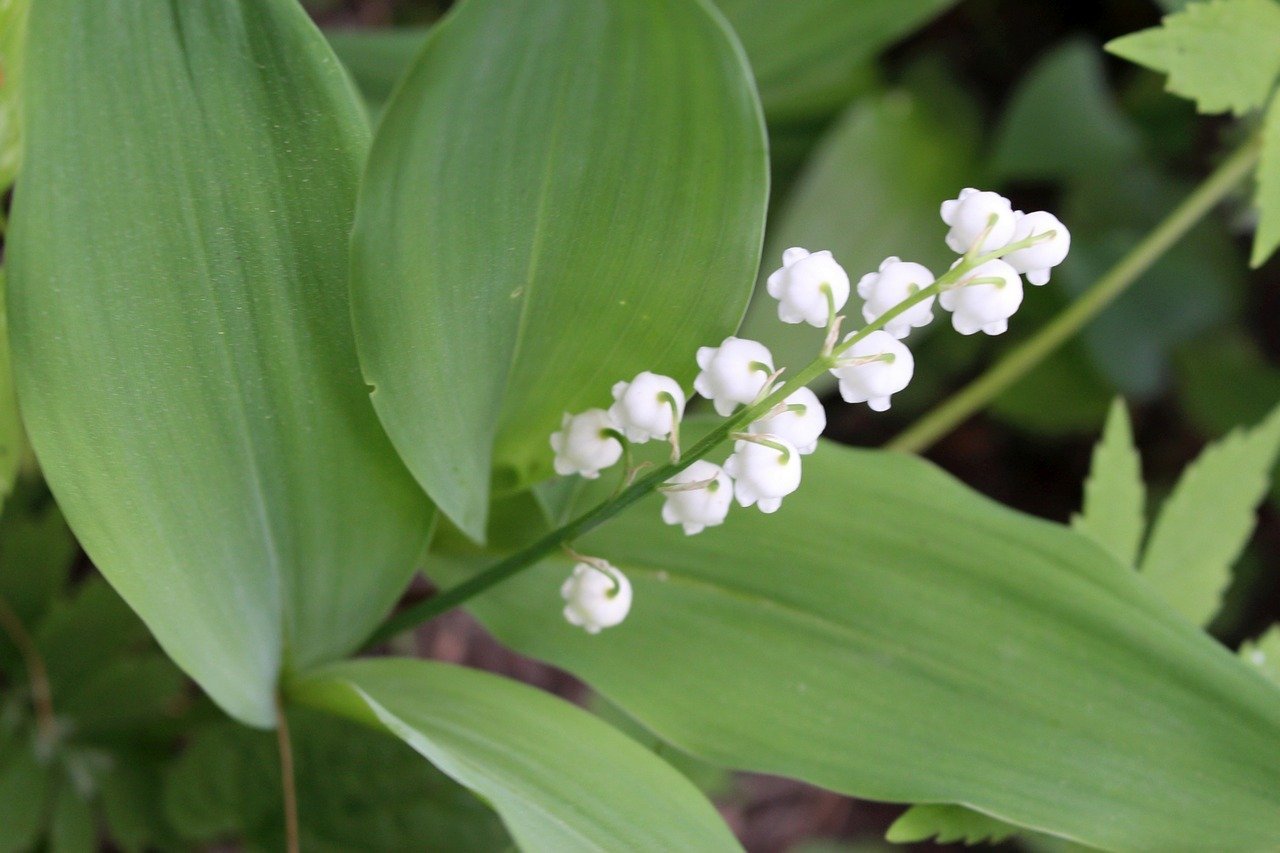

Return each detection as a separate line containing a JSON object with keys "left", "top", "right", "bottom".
{"left": 1242, "top": 627, "right": 1280, "bottom": 684}
{"left": 714, "top": 0, "right": 958, "bottom": 122}
{"left": 1252, "top": 91, "right": 1280, "bottom": 266}
{"left": 886, "top": 804, "right": 1019, "bottom": 846}
{"left": 324, "top": 28, "right": 429, "bottom": 114}
{"left": 351, "top": 0, "right": 768, "bottom": 540}
{"left": 1072, "top": 400, "right": 1146, "bottom": 566}
{"left": 1106, "top": 0, "right": 1280, "bottom": 116}
{"left": 292, "top": 659, "right": 742, "bottom": 852}
{"left": 0, "top": 0, "right": 27, "bottom": 192}
{"left": 7, "top": 0, "right": 433, "bottom": 726}
{"left": 739, "top": 89, "right": 978, "bottom": 390}
{"left": 431, "top": 440, "right": 1280, "bottom": 850}
{"left": 989, "top": 39, "right": 1143, "bottom": 182}
{"left": 164, "top": 709, "right": 507, "bottom": 851}
{"left": 0, "top": 271, "right": 20, "bottom": 514}
{"left": 1140, "top": 403, "right": 1280, "bottom": 625}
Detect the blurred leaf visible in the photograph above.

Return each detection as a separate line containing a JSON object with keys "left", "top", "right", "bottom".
{"left": 0, "top": 739, "right": 51, "bottom": 853}
{"left": 886, "top": 804, "right": 1019, "bottom": 845}
{"left": 1252, "top": 91, "right": 1280, "bottom": 265}
{"left": 1106, "top": 0, "right": 1280, "bottom": 116}
{"left": 351, "top": 0, "right": 767, "bottom": 540}
{"left": 0, "top": 271, "right": 20, "bottom": 513}
{"left": 1176, "top": 335, "right": 1280, "bottom": 437}
{"left": 431, "top": 438, "right": 1280, "bottom": 850}
{"left": 1141, "top": 403, "right": 1280, "bottom": 625}
{"left": 0, "top": 0, "right": 26, "bottom": 192}
{"left": 714, "top": 0, "right": 958, "bottom": 123}
{"left": 324, "top": 28, "right": 429, "bottom": 114}
{"left": 164, "top": 709, "right": 508, "bottom": 852}
{"left": 1241, "top": 627, "right": 1280, "bottom": 683}
{"left": 1072, "top": 400, "right": 1146, "bottom": 566}
{"left": 740, "top": 89, "right": 978, "bottom": 392}
{"left": 99, "top": 753, "right": 183, "bottom": 853}
{"left": 60, "top": 655, "right": 184, "bottom": 736}
{"left": 990, "top": 39, "right": 1143, "bottom": 182}
{"left": 0, "top": 480, "right": 75, "bottom": 632}
{"left": 293, "top": 659, "right": 740, "bottom": 851}
{"left": 8, "top": 0, "right": 433, "bottom": 726}
{"left": 35, "top": 579, "right": 150, "bottom": 708}
{"left": 49, "top": 786, "right": 95, "bottom": 853}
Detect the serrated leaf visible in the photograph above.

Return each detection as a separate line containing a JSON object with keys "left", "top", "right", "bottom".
{"left": 1141, "top": 403, "right": 1280, "bottom": 624}
{"left": 1241, "top": 627, "right": 1280, "bottom": 684}
{"left": 1106, "top": 0, "right": 1280, "bottom": 116}
{"left": 1252, "top": 92, "right": 1280, "bottom": 265}
{"left": 1073, "top": 400, "right": 1146, "bottom": 566}
{"left": 8, "top": 0, "right": 433, "bottom": 726}
{"left": 886, "top": 804, "right": 1020, "bottom": 846}
{"left": 292, "top": 659, "right": 742, "bottom": 852}
{"left": 351, "top": 0, "right": 767, "bottom": 540}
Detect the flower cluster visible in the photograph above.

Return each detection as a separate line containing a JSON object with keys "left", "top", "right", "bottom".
{"left": 551, "top": 188, "right": 1068, "bottom": 632}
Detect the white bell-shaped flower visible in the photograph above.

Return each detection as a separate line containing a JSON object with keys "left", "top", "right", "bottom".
{"left": 609, "top": 371, "right": 685, "bottom": 443}
{"left": 694, "top": 337, "right": 776, "bottom": 417}
{"left": 765, "top": 247, "right": 851, "bottom": 327}
{"left": 561, "top": 560, "right": 632, "bottom": 634}
{"left": 939, "top": 259, "right": 1024, "bottom": 336}
{"left": 856, "top": 256, "right": 937, "bottom": 339}
{"left": 749, "top": 387, "right": 825, "bottom": 455}
{"left": 660, "top": 460, "right": 733, "bottom": 535}
{"left": 1002, "top": 210, "right": 1070, "bottom": 285}
{"left": 549, "top": 409, "right": 623, "bottom": 479}
{"left": 829, "top": 330, "right": 914, "bottom": 412}
{"left": 940, "top": 188, "right": 1016, "bottom": 254}
{"left": 723, "top": 436, "right": 802, "bottom": 514}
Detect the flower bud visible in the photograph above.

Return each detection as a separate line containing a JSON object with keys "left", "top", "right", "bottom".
{"left": 694, "top": 337, "right": 776, "bottom": 417}
{"left": 723, "top": 436, "right": 802, "bottom": 514}
{"left": 549, "top": 409, "right": 623, "bottom": 479}
{"left": 561, "top": 561, "right": 632, "bottom": 634}
{"left": 829, "top": 330, "right": 914, "bottom": 412}
{"left": 1002, "top": 210, "right": 1070, "bottom": 285}
{"left": 608, "top": 371, "right": 685, "bottom": 443}
{"left": 765, "top": 247, "right": 851, "bottom": 327}
{"left": 941, "top": 188, "right": 1016, "bottom": 254}
{"left": 939, "top": 259, "right": 1023, "bottom": 336}
{"left": 856, "top": 256, "right": 936, "bottom": 340}
{"left": 749, "top": 387, "right": 825, "bottom": 455}
{"left": 660, "top": 460, "right": 733, "bottom": 535}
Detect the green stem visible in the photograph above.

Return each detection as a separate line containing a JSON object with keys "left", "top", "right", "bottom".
{"left": 276, "top": 697, "right": 300, "bottom": 853}
{"left": 887, "top": 135, "right": 1263, "bottom": 455}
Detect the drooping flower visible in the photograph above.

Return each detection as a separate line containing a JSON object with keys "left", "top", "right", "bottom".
{"left": 549, "top": 409, "right": 623, "bottom": 479}
{"left": 660, "top": 460, "right": 734, "bottom": 535}
{"left": 765, "top": 247, "right": 851, "bottom": 327}
{"left": 829, "top": 330, "right": 914, "bottom": 412}
{"left": 1002, "top": 210, "right": 1071, "bottom": 285}
{"left": 608, "top": 371, "right": 685, "bottom": 443}
{"left": 941, "top": 188, "right": 1016, "bottom": 254}
{"left": 561, "top": 561, "right": 632, "bottom": 634}
{"left": 856, "top": 256, "right": 937, "bottom": 339}
{"left": 939, "top": 259, "right": 1024, "bottom": 336}
{"left": 694, "top": 337, "right": 776, "bottom": 417}
{"left": 723, "top": 435, "right": 802, "bottom": 514}
{"left": 749, "top": 387, "right": 826, "bottom": 455}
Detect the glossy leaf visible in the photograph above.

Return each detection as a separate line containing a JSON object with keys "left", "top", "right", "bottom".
{"left": 1141, "top": 403, "right": 1280, "bottom": 625}
{"left": 351, "top": 0, "right": 768, "bottom": 540}
{"left": 1253, "top": 91, "right": 1280, "bottom": 266}
{"left": 1072, "top": 400, "right": 1146, "bottom": 565}
{"left": 7, "top": 0, "right": 433, "bottom": 727}
{"left": 432, "top": 440, "right": 1280, "bottom": 850}
{"left": 1107, "top": 0, "right": 1280, "bottom": 116}
{"left": 291, "top": 658, "right": 742, "bottom": 852}
{"left": 714, "top": 0, "right": 958, "bottom": 122}
{"left": 886, "top": 804, "right": 1018, "bottom": 846}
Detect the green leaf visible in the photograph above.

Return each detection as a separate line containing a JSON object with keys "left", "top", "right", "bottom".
{"left": 100, "top": 753, "right": 183, "bottom": 853}
{"left": 324, "top": 28, "right": 429, "bottom": 115}
{"left": 291, "top": 658, "right": 742, "bottom": 852}
{"left": 7, "top": 0, "right": 433, "bottom": 726}
{"left": 60, "top": 655, "right": 185, "bottom": 736}
{"left": 0, "top": 0, "right": 27, "bottom": 193}
{"left": 1176, "top": 335, "right": 1280, "bottom": 438}
{"left": 886, "top": 804, "right": 1019, "bottom": 846}
{"left": 0, "top": 271, "right": 21, "bottom": 513}
{"left": 1241, "top": 627, "right": 1280, "bottom": 684}
{"left": 1106, "top": 0, "right": 1280, "bottom": 116}
{"left": 0, "top": 480, "right": 75, "bottom": 632}
{"left": 1140, "top": 403, "right": 1280, "bottom": 625}
{"left": 989, "top": 39, "right": 1143, "bottom": 182}
{"left": 0, "top": 739, "right": 51, "bottom": 853}
{"left": 49, "top": 786, "right": 96, "bottom": 853}
{"left": 164, "top": 709, "right": 508, "bottom": 852}
{"left": 714, "top": 0, "right": 958, "bottom": 122}
{"left": 738, "top": 88, "right": 978, "bottom": 391}
{"left": 1072, "top": 400, "right": 1146, "bottom": 566}
{"left": 431, "top": 440, "right": 1280, "bottom": 850}
{"left": 351, "top": 0, "right": 767, "bottom": 540}
{"left": 1252, "top": 91, "right": 1280, "bottom": 265}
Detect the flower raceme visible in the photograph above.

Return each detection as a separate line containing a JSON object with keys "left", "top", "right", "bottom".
{"left": 547, "top": 188, "right": 1069, "bottom": 632}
